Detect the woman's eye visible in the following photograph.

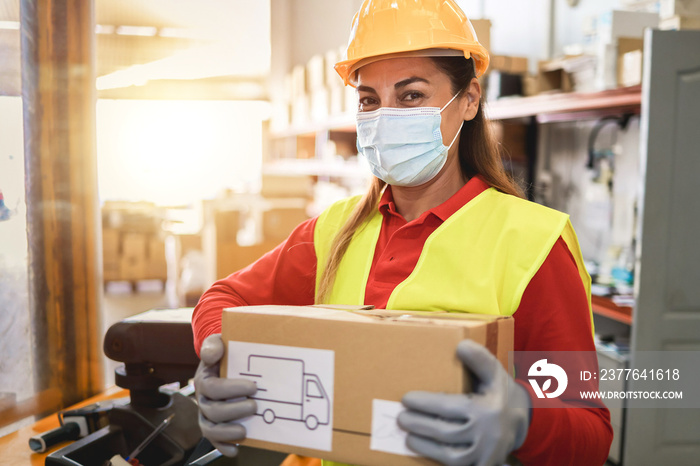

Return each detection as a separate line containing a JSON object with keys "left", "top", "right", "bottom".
{"left": 358, "top": 96, "right": 378, "bottom": 110}
{"left": 402, "top": 92, "right": 424, "bottom": 102}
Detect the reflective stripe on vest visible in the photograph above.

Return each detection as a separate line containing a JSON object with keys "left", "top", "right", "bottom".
{"left": 314, "top": 187, "right": 592, "bottom": 319}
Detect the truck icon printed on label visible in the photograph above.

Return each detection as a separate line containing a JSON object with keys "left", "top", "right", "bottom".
{"left": 239, "top": 355, "right": 330, "bottom": 430}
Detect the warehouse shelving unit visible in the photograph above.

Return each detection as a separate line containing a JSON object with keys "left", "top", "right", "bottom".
{"left": 487, "top": 84, "right": 642, "bottom": 122}
{"left": 487, "top": 85, "right": 643, "bottom": 330}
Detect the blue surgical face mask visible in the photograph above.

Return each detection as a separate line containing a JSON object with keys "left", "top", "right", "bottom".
{"left": 355, "top": 92, "right": 463, "bottom": 187}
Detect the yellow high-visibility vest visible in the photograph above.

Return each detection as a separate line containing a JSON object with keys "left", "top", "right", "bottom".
{"left": 313, "top": 187, "right": 592, "bottom": 466}
{"left": 315, "top": 187, "right": 591, "bottom": 317}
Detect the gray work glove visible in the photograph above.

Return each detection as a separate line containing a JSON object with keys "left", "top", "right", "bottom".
{"left": 194, "top": 334, "right": 258, "bottom": 456}
{"left": 398, "top": 339, "right": 531, "bottom": 466}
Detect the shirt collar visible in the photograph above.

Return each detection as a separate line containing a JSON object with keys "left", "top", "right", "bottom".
{"left": 378, "top": 175, "right": 491, "bottom": 222}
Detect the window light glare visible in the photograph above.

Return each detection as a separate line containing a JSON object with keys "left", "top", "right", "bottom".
{"left": 0, "top": 21, "right": 20, "bottom": 30}
{"left": 115, "top": 25, "right": 158, "bottom": 37}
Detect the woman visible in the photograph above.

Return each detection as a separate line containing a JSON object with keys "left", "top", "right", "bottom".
{"left": 193, "top": 1, "right": 613, "bottom": 465}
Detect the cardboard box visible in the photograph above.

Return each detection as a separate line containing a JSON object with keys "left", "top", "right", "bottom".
{"left": 262, "top": 207, "right": 309, "bottom": 242}
{"left": 471, "top": 19, "right": 491, "bottom": 53}
{"left": 261, "top": 174, "right": 313, "bottom": 199}
{"left": 616, "top": 37, "right": 644, "bottom": 87}
{"left": 596, "top": 10, "right": 658, "bottom": 89}
{"left": 660, "top": 0, "right": 700, "bottom": 19}
{"left": 102, "top": 228, "right": 121, "bottom": 256}
{"left": 120, "top": 254, "right": 146, "bottom": 281}
{"left": 619, "top": 49, "right": 644, "bottom": 87}
{"left": 215, "top": 210, "right": 241, "bottom": 244}
{"left": 217, "top": 241, "right": 280, "bottom": 278}
{"left": 122, "top": 233, "right": 147, "bottom": 258}
{"left": 221, "top": 306, "right": 513, "bottom": 466}
{"left": 490, "top": 55, "right": 529, "bottom": 75}
{"left": 537, "top": 60, "right": 573, "bottom": 94}
{"left": 660, "top": 14, "right": 700, "bottom": 29}
{"left": 597, "top": 10, "right": 659, "bottom": 44}
{"left": 148, "top": 238, "right": 167, "bottom": 280}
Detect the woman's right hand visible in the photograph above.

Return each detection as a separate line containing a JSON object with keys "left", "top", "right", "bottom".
{"left": 194, "top": 334, "right": 258, "bottom": 456}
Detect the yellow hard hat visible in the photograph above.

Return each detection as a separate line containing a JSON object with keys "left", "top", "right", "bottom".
{"left": 335, "top": 0, "right": 490, "bottom": 86}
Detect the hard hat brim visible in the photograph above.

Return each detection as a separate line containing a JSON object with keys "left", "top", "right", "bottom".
{"left": 335, "top": 47, "right": 489, "bottom": 87}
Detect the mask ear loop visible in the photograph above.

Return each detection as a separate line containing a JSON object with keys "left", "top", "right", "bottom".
{"left": 440, "top": 90, "right": 463, "bottom": 112}
{"left": 446, "top": 121, "right": 464, "bottom": 150}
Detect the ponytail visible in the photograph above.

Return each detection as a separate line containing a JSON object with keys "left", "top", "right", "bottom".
{"left": 316, "top": 177, "right": 386, "bottom": 303}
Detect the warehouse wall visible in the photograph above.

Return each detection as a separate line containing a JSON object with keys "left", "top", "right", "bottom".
{"left": 537, "top": 117, "right": 641, "bottom": 266}
{"left": 289, "top": 0, "right": 363, "bottom": 67}
{"left": 274, "top": 0, "right": 629, "bottom": 73}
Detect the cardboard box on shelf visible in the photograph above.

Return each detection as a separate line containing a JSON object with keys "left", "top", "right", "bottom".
{"left": 262, "top": 207, "right": 309, "bottom": 242}
{"left": 523, "top": 74, "right": 538, "bottom": 97}
{"left": 261, "top": 174, "right": 313, "bottom": 199}
{"left": 216, "top": 241, "right": 280, "bottom": 278}
{"left": 490, "top": 55, "right": 529, "bottom": 75}
{"left": 596, "top": 10, "right": 658, "bottom": 89}
{"left": 121, "top": 233, "right": 147, "bottom": 258}
{"left": 471, "top": 19, "right": 491, "bottom": 53}
{"left": 103, "top": 260, "right": 121, "bottom": 282}
{"left": 148, "top": 238, "right": 167, "bottom": 280}
{"left": 102, "top": 228, "right": 120, "bottom": 256}
{"left": 215, "top": 210, "right": 241, "bottom": 244}
{"left": 537, "top": 60, "right": 573, "bottom": 94}
{"left": 617, "top": 37, "right": 644, "bottom": 87}
{"left": 660, "top": 14, "right": 700, "bottom": 29}
{"left": 120, "top": 254, "right": 147, "bottom": 281}
{"left": 660, "top": 0, "right": 700, "bottom": 19}
{"left": 619, "top": 50, "right": 644, "bottom": 87}
{"left": 221, "top": 305, "right": 513, "bottom": 466}
{"left": 597, "top": 10, "right": 659, "bottom": 43}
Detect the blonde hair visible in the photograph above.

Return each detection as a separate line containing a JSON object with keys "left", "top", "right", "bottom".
{"left": 316, "top": 177, "right": 387, "bottom": 304}
{"left": 316, "top": 57, "right": 523, "bottom": 303}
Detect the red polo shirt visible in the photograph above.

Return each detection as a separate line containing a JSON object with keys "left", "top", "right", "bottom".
{"left": 193, "top": 176, "right": 612, "bottom": 466}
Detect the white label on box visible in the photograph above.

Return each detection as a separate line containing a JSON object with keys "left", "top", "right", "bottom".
{"left": 370, "top": 399, "right": 419, "bottom": 457}
{"left": 227, "top": 341, "right": 335, "bottom": 451}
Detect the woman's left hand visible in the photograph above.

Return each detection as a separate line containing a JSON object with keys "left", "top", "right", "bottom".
{"left": 398, "top": 340, "right": 531, "bottom": 466}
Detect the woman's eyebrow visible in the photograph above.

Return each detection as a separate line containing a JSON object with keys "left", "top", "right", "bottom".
{"left": 395, "top": 77, "right": 429, "bottom": 89}
{"left": 356, "top": 84, "right": 375, "bottom": 93}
